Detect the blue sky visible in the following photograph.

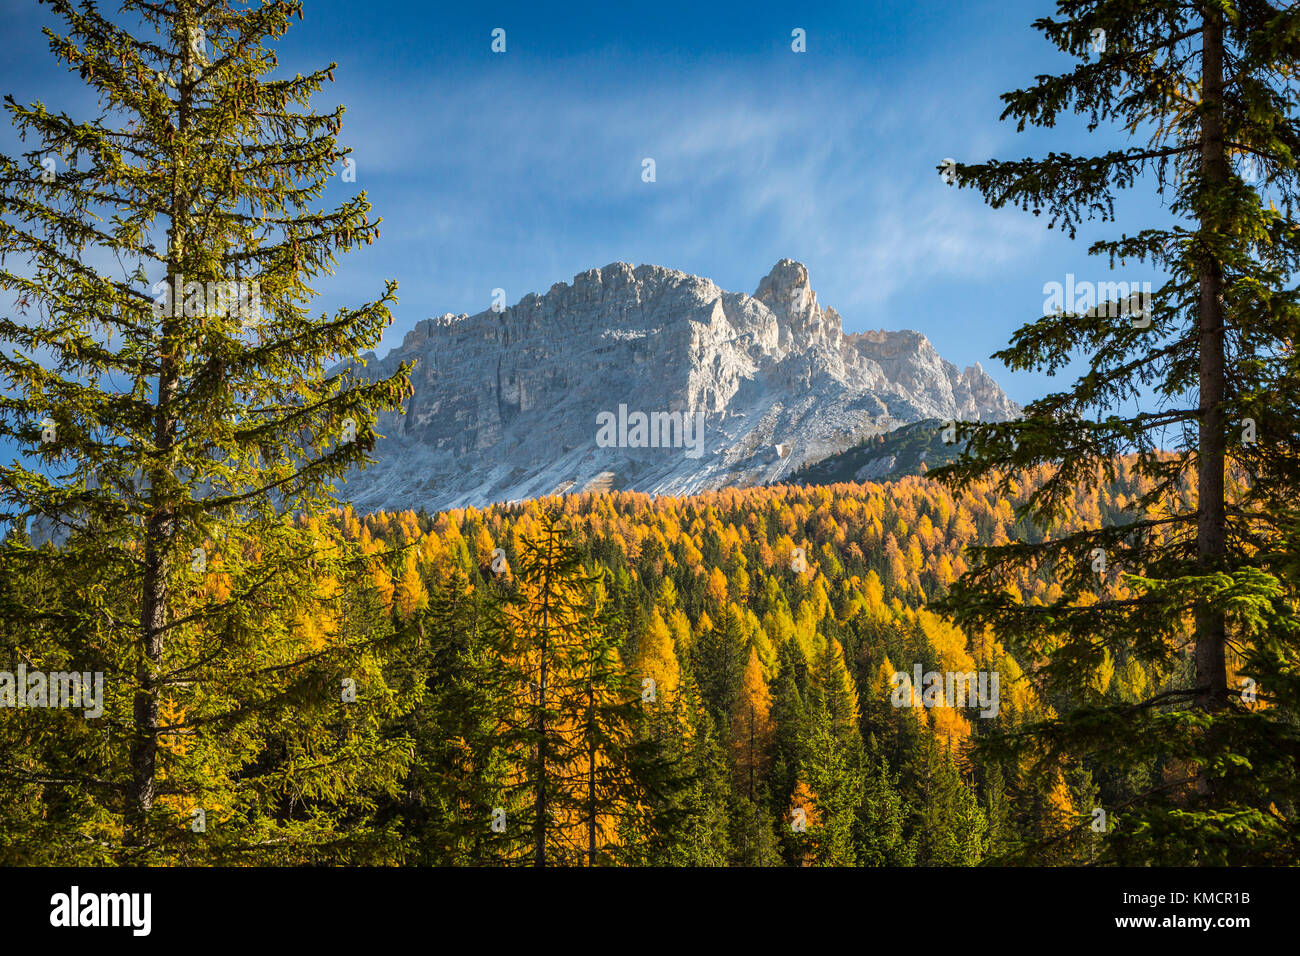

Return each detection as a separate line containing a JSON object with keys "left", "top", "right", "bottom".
{"left": 0, "top": 0, "right": 1178, "bottom": 406}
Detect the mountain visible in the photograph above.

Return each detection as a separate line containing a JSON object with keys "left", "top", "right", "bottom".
{"left": 337, "top": 259, "right": 1019, "bottom": 513}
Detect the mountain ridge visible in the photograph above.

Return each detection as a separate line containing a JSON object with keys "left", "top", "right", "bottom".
{"left": 337, "top": 259, "right": 1019, "bottom": 512}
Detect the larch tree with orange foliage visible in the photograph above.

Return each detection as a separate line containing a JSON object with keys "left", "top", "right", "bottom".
{"left": 731, "top": 647, "right": 774, "bottom": 804}
{"left": 495, "top": 509, "right": 654, "bottom": 866}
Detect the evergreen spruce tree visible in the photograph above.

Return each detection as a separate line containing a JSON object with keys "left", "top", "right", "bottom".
{"left": 810, "top": 636, "right": 862, "bottom": 747}
{"left": 729, "top": 794, "right": 782, "bottom": 867}
{"left": 769, "top": 640, "right": 809, "bottom": 826}
{"left": 657, "top": 673, "right": 733, "bottom": 866}
{"left": 390, "top": 569, "right": 518, "bottom": 865}
{"left": 691, "top": 602, "right": 746, "bottom": 733}
{"left": 793, "top": 707, "right": 863, "bottom": 866}
{"left": 979, "top": 760, "right": 1017, "bottom": 863}
{"left": 934, "top": 0, "right": 1300, "bottom": 863}
{"left": 855, "top": 755, "right": 916, "bottom": 866}
{"left": 0, "top": 0, "right": 414, "bottom": 861}
{"left": 916, "top": 741, "right": 987, "bottom": 866}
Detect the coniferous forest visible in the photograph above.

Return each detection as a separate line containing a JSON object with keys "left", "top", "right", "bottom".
{"left": 1, "top": 0, "right": 1299, "bottom": 882}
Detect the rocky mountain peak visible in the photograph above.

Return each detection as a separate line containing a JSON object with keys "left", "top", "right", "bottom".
{"left": 754, "top": 258, "right": 842, "bottom": 347}
{"left": 336, "top": 260, "right": 1019, "bottom": 514}
{"left": 755, "top": 258, "right": 810, "bottom": 304}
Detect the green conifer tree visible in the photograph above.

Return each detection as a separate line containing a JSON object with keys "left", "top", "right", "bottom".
{"left": 934, "top": 0, "right": 1300, "bottom": 863}
{"left": 916, "top": 741, "right": 987, "bottom": 866}
{"left": 390, "top": 569, "right": 518, "bottom": 865}
{"left": 855, "top": 755, "right": 916, "bottom": 866}
{"left": 793, "top": 707, "right": 863, "bottom": 866}
{"left": 0, "top": 0, "right": 415, "bottom": 861}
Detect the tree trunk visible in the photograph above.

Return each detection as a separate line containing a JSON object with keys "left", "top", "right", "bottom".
{"left": 125, "top": 4, "right": 190, "bottom": 850}
{"left": 1195, "top": 5, "right": 1230, "bottom": 717}
{"left": 533, "top": 535, "right": 553, "bottom": 867}
{"left": 587, "top": 702, "right": 596, "bottom": 867}
{"left": 748, "top": 707, "right": 755, "bottom": 804}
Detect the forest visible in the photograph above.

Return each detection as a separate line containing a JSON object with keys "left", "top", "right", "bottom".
{"left": 1, "top": 0, "right": 1298, "bottom": 868}
{"left": 2, "top": 457, "right": 1273, "bottom": 865}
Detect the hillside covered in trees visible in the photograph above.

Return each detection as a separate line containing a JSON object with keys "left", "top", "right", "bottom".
{"left": 3, "top": 0, "right": 1298, "bottom": 875}
{"left": 4, "top": 458, "right": 1233, "bottom": 865}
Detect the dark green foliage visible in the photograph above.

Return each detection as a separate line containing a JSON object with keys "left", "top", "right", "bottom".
{"left": 787, "top": 419, "right": 970, "bottom": 487}
{"left": 856, "top": 756, "right": 916, "bottom": 866}
{"left": 385, "top": 569, "right": 518, "bottom": 865}
{"left": 932, "top": 0, "right": 1300, "bottom": 864}
{"left": 916, "top": 742, "right": 987, "bottom": 866}
{"left": 692, "top": 604, "right": 746, "bottom": 733}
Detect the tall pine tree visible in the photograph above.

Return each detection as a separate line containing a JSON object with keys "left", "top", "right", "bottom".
{"left": 0, "top": 0, "right": 413, "bottom": 861}
{"left": 935, "top": 0, "right": 1300, "bottom": 863}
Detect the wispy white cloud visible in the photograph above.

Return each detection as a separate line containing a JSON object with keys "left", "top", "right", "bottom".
{"left": 329, "top": 57, "right": 1046, "bottom": 320}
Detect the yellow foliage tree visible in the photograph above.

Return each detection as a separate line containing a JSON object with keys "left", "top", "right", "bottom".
{"left": 393, "top": 551, "right": 429, "bottom": 621}
{"left": 635, "top": 610, "right": 681, "bottom": 703}
{"left": 731, "top": 647, "right": 775, "bottom": 803}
